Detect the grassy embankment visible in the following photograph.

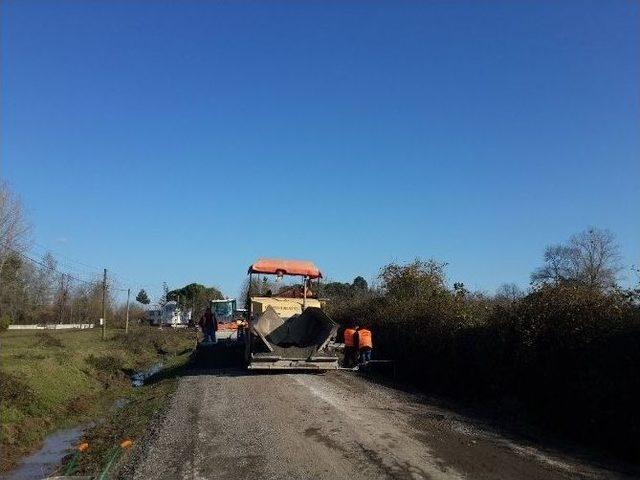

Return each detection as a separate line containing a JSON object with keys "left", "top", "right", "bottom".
{"left": 0, "top": 326, "right": 195, "bottom": 474}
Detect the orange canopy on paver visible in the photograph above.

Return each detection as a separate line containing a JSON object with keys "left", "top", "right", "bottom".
{"left": 248, "top": 259, "right": 323, "bottom": 279}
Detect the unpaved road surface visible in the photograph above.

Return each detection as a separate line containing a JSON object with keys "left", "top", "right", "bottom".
{"left": 126, "top": 369, "right": 635, "bottom": 480}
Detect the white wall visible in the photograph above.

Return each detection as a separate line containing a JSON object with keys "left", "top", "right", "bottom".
{"left": 8, "top": 324, "right": 95, "bottom": 330}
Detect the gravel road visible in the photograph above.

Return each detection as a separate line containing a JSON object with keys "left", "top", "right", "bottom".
{"left": 125, "top": 369, "right": 634, "bottom": 480}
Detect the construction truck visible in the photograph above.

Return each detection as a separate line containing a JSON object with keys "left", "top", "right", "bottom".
{"left": 245, "top": 259, "right": 339, "bottom": 370}
{"left": 210, "top": 298, "right": 241, "bottom": 334}
{"left": 211, "top": 298, "right": 237, "bottom": 322}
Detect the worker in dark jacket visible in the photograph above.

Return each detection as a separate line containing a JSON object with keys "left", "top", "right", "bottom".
{"left": 236, "top": 318, "right": 247, "bottom": 341}
{"left": 357, "top": 326, "right": 373, "bottom": 364}
{"left": 199, "top": 306, "right": 218, "bottom": 343}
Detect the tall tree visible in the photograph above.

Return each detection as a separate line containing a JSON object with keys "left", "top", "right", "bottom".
{"left": 166, "top": 283, "right": 224, "bottom": 320}
{"left": 319, "top": 281, "right": 351, "bottom": 299}
{"left": 532, "top": 227, "right": 622, "bottom": 290}
{"left": 136, "top": 289, "right": 150, "bottom": 305}
{"left": 379, "top": 259, "right": 448, "bottom": 300}
{"left": 495, "top": 283, "right": 525, "bottom": 303}
{"left": 239, "top": 277, "right": 260, "bottom": 305}
{"left": 166, "top": 283, "right": 223, "bottom": 305}
{"left": 352, "top": 276, "right": 368, "bottom": 291}
{"left": 158, "top": 282, "right": 169, "bottom": 308}
{"left": 0, "top": 183, "right": 31, "bottom": 316}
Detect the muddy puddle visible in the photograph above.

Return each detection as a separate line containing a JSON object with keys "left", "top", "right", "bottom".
{"left": 5, "top": 364, "right": 164, "bottom": 479}
{"left": 131, "top": 362, "right": 163, "bottom": 387}
{"left": 4, "top": 426, "right": 84, "bottom": 480}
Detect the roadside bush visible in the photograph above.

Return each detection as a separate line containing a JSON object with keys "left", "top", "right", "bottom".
{"left": 508, "top": 285, "right": 640, "bottom": 458}
{"left": 33, "top": 331, "right": 64, "bottom": 348}
{"left": 0, "top": 371, "right": 36, "bottom": 410}
{"left": 113, "top": 331, "right": 148, "bottom": 355}
{"left": 327, "top": 259, "right": 640, "bottom": 461}
{"left": 67, "top": 394, "right": 93, "bottom": 415}
{"left": 86, "top": 354, "right": 126, "bottom": 376}
{"left": 112, "top": 328, "right": 194, "bottom": 357}
{"left": 0, "top": 314, "right": 11, "bottom": 332}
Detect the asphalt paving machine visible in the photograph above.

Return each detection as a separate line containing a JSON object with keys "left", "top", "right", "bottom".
{"left": 245, "top": 259, "right": 339, "bottom": 370}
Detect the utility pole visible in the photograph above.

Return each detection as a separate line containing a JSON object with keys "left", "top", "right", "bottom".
{"left": 125, "top": 288, "right": 131, "bottom": 334}
{"left": 58, "top": 273, "right": 66, "bottom": 324}
{"left": 101, "top": 268, "right": 107, "bottom": 340}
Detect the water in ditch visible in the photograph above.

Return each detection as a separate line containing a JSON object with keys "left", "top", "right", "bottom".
{"left": 4, "top": 426, "right": 85, "bottom": 480}
{"left": 5, "top": 364, "right": 164, "bottom": 479}
{"left": 130, "top": 362, "right": 163, "bottom": 387}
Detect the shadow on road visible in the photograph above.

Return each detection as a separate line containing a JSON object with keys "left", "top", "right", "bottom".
{"left": 352, "top": 367, "right": 640, "bottom": 479}
{"left": 145, "top": 340, "right": 258, "bottom": 383}
{"left": 142, "top": 341, "right": 640, "bottom": 478}
{"left": 146, "top": 339, "right": 334, "bottom": 384}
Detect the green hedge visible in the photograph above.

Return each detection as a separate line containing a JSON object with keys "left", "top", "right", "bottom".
{"left": 328, "top": 267, "right": 640, "bottom": 461}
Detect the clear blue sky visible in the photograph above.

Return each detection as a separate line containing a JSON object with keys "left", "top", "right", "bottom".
{"left": 2, "top": 0, "right": 638, "bottom": 302}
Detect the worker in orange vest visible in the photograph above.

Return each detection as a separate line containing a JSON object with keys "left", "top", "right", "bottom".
{"left": 343, "top": 325, "right": 357, "bottom": 367}
{"left": 357, "top": 326, "right": 373, "bottom": 364}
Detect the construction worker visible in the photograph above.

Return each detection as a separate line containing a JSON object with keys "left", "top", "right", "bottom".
{"left": 357, "top": 326, "right": 373, "bottom": 364}
{"left": 236, "top": 318, "right": 247, "bottom": 341}
{"left": 199, "top": 306, "right": 218, "bottom": 343}
{"left": 343, "top": 325, "right": 357, "bottom": 367}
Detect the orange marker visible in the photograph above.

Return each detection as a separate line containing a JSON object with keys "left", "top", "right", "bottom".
{"left": 120, "top": 439, "right": 133, "bottom": 449}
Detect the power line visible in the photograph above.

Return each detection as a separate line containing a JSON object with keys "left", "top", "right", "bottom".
{"left": 5, "top": 243, "right": 146, "bottom": 295}
{"left": 30, "top": 241, "right": 104, "bottom": 273}
{"left": 9, "top": 247, "right": 131, "bottom": 293}
{"left": 28, "top": 242, "right": 104, "bottom": 277}
{"left": 12, "top": 249, "right": 100, "bottom": 287}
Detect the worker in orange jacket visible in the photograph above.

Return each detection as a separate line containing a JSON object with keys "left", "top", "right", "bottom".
{"left": 343, "top": 325, "right": 357, "bottom": 367}
{"left": 357, "top": 326, "right": 373, "bottom": 364}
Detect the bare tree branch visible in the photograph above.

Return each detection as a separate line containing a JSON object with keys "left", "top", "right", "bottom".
{"left": 531, "top": 227, "right": 622, "bottom": 290}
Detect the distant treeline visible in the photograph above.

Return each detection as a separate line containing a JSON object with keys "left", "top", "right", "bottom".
{"left": 0, "top": 182, "right": 143, "bottom": 329}
{"left": 0, "top": 248, "right": 144, "bottom": 328}
{"left": 0, "top": 247, "right": 106, "bottom": 327}
{"left": 324, "top": 228, "right": 640, "bottom": 461}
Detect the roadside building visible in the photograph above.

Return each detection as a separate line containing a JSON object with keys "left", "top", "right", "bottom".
{"left": 147, "top": 301, "right": 191, "bottom": 327}
{"left": 147, "top": 309, "right": 162, "bottom": 325}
